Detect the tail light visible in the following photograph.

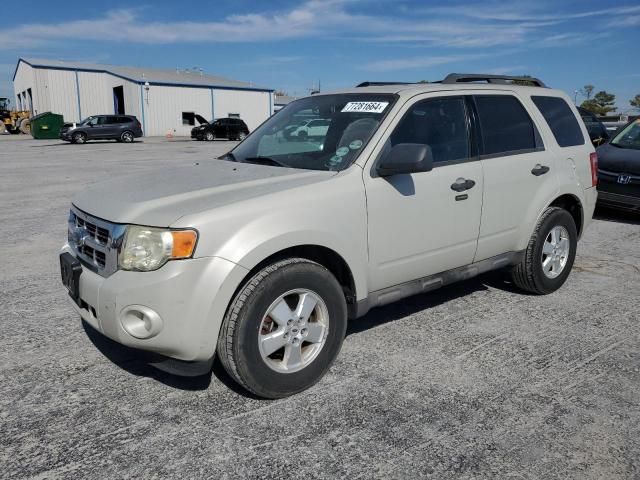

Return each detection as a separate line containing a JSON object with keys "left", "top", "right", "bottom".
{"left": 589, "top": 152, "right": 598, "bottom": 187}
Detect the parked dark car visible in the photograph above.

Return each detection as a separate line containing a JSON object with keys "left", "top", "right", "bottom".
{"left": 596, "top": 119, "right": 640, "bottom": 212}
{"left": 191, "top": 117, "right": 249, "bottom": 141}
{"left": 60, "top": 115, "right": 143, "bottom": 144}
{"left": 578, "top": 107, "right": 609, "bottom": 147}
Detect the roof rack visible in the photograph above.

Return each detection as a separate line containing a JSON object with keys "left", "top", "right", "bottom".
{"left": 356, "top": 81, "right": 413, "bottom": 87}
{"left": 441, "top": 73, "right": 546, "bottom": 87}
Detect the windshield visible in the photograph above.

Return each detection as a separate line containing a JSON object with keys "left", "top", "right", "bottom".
{"left": 79, "top": 116, "right": 97, "bottom": 126}
{"left": 611, "top": 120, "right": 640, "bottom": 150}
{"left": 228, "top": 93, "right": 397, "bottom": 171}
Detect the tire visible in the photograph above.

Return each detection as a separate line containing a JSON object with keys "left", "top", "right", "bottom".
{"left": 19, "top": 118, "right": 31, "bottom": 134}
{"left": 121, "top": 131, "right": 134, "bottom": 143}
{"left": 298, "top": 130, "right": 308, "bottom": 141}
{"left": 205, "top": 131, "right": 215, "bottom": 141}
{"left": 217, "top": 258, "right": 347, "bottom": 399}
{"left": 511, "top": 207, "right": 578, "bottom": 295}
{"left": 72, "top": 132, "right": 87, "bottom": 144}
{"left": 238, "top": 132, "right": 247, "bottom": 141}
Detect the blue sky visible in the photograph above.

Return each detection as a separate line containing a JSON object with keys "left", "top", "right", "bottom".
{"left": 1, "top": 0, "right": 639, "bottom": 110}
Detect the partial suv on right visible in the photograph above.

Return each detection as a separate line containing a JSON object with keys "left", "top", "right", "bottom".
{"left": 60, "top": 74, "right": 597, "bottom": 398}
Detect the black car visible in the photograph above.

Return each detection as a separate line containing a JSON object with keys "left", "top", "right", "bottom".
{"left": 596, "top": 119, "right": 640, "bottom": 212}
{"left": 191, "top": 117, "right": 249, "bottom": 141}
{"left": 578, "top": 107, "right": 609, "bottom": 147}
{"left": 60, "top": 115, "right": 143, "bottom": 144}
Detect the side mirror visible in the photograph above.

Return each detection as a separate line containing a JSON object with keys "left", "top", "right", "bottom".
{"left": 377, "top": 143, "right": 434, "bottom": 177}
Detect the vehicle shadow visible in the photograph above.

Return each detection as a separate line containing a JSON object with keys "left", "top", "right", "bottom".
{"left": 82, "top": 271, "right": 517, "bottom": 396}
{"left": 593, "top": 206, "right": 640, "bottom": 225}
{"left": 29, "top": 141, "right": 145, "bottom": 147}
{"left": 82, "top": 319, "right": 264, "bottom": 397}
{"left": 346, "top": 271, "right": 518, "bottom": 336}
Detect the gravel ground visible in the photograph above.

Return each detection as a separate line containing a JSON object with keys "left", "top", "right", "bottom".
{"left": 0, "top": 135, "right": 639, "bottom": 479}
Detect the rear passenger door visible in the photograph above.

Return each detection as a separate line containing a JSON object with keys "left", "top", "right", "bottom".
{"left": 364, "top": 93, "right": 484, "bottom": 291}
{"left": 472, "top": 93, "right": 559, "bottom": 261}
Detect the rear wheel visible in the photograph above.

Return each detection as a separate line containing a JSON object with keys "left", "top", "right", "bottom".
{"left": 72, "top": 132, "right": 87, "bottom": 144}
{"left": 217, "top": 258, "right": 347, "bottom": 399}
{"left": 511, "top": 207, "right": 577, "bottom": 294}
{"left": 205, "top": 131, "right": 215, "bottom": 141}
{"left": 120, "top": 131, "right": 134, "bottom": 143}
{"left": 237, "top": 132, "right": 247, "bottom": 141}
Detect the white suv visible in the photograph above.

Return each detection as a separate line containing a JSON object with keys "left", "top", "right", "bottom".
{"left": 60, "top": 74, "right": 598, "bottom": 398}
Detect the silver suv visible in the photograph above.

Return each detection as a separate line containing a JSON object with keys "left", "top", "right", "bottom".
{"left": 60, "top": 74, "right": 598, "bottom": 398}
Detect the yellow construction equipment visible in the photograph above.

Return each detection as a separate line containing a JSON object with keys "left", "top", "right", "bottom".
{"left": 0, "top": 97, "right": 31, "bottom": 134}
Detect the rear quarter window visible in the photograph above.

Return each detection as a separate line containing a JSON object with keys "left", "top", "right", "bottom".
{"left": 532, "top": 96, "right": 585, "bottom": 147}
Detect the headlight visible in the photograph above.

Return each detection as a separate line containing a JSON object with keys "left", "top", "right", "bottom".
{"left": 119, "top": 225, "right": 198, "bottom": 272}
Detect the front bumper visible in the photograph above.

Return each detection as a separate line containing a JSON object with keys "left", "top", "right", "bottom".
{"left": 61, "top": 244, "right": 248, "bottom": 361}
{"left": 597, "top": 190, "right": 640, "bottom": 211}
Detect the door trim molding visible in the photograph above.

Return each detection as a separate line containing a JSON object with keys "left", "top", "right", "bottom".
{"left": 353, "top": 251, "right": 524, "bottom": 318}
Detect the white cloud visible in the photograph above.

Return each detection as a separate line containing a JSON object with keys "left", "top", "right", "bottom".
{"left": 363, "top": 55, "right": 472, "bottom": 72}
{"left": 0, "top": 1, "right": 636, "bottom": 54}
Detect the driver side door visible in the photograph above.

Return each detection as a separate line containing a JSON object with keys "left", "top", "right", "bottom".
{"left": 364, "top": 93, "right": 484, "bottom": 292}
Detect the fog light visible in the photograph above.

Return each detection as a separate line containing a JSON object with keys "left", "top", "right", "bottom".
{"left": 120, "top": 305, "right": 163, "bottom": 339}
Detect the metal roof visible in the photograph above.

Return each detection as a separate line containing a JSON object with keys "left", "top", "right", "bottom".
{"left": 14, "top": 58, "right": 273, "bottom": 92}
{"left": 273, "top": 94, "right": 297, "bottom": 105}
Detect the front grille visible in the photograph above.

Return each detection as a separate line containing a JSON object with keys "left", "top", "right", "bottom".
{"left": 68, "top": 207, "right": 126, "bottom": 277}
{"left": 74, "top": 216, "right": 110, "bottom": 245}
{"left": 80, "top": 244, "right": 107, "bottom": 268}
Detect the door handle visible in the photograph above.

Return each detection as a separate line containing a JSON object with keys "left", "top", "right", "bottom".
{"left": 531, "top": 164, "right": 550, "bottom": 176}
{"left": 450, "top": 178, "right": 476, "bottom": 192}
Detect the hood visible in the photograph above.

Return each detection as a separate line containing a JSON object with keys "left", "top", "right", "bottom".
{"left": 195, "top": 114, "right": 209, "bottom": 125}
{"left": 73, "top": 160, "right": 334, "bottom": 226}
{"left": 597, "top": 143, "right": 640, "bottom": 176}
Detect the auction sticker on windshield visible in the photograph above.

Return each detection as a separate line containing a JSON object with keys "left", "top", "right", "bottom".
{"left": 341, "top": 102, "right": 389, "bottom": 114}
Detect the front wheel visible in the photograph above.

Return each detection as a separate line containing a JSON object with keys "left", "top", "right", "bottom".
{"left": 511, "top": 207, "right": 578, "bottom": 294}
{"left": 72, "top": 132, "right": 87, "bottom": 144}
{"left": 205, "top": 131, "right": 215, "bottom": 141}
{"left": 217, "top": 258, "right": 347, "bottom": 398}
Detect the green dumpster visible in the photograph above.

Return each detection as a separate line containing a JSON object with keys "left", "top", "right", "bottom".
{"left": 30, "top": 112, "right": 64, "bottom": 139}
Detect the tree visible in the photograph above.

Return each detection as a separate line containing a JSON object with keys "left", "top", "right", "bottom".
{"left": 580, "top": 84, "right": 594, "bottom": 100}
{"left": 580, "top": 90, "right": 616, "bottom": 115}
{"left": 630, "top": 94, "right": 640, "bottom": 109}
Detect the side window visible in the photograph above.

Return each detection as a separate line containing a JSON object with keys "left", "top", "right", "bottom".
{"left": 389, "top": 97, "right": 470, "bottom": 164}
{"left": 532, "top": 96, "right": 585, "bottom": 147}
{"left": 474, "top": 95, "right": 538, "bottom": 156}
{"left": 117, "top": 116, "right": 131, "bottom": 124}
{"left": 97, "top": 116, "right": 109, "bottom": 125}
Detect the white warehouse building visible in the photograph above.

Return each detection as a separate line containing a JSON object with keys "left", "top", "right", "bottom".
{"left": 13, "top": 58, "right": 274, "bottom": 136}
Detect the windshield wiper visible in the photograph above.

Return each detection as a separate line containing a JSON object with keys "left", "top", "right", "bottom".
{"left": 242, "top": 156, "right": 290, "bottom": 168}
